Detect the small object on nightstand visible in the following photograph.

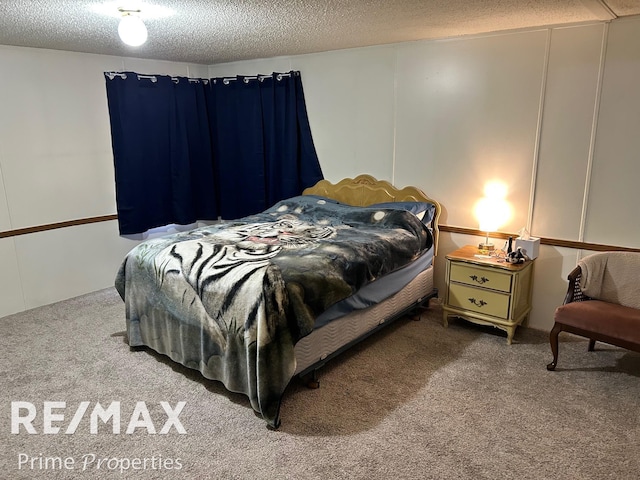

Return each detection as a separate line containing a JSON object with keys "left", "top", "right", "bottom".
{"left": 515, "top": 236, "right": 540, "bottom": 260}
{"left": 505, "top": 246, "right": 527, "bottom": 264}
{"left": 442, "top": 245, "right": 535, "bottom": 345}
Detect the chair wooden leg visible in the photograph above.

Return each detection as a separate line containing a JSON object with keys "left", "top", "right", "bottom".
{"left": 547, "top": 323, "right": 563, "bottom": 371}
{"left": 588, "top": 339, "right": 596, "bottom": 351}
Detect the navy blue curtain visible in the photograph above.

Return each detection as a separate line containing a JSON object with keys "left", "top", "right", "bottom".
{"left": 105, "top": 70, "right": 323, "bottom": 234}
{"left": 206, "top": 76, "right": 266, "bottom": 219}
{"left": 206, "top": 71, "right": 323, "bottom": 219}
{"left": 105, "top": 72, "right": 217, "bottom": 235}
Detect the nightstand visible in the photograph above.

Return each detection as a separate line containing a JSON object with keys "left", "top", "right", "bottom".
{"left": 442, "top": 245, "right": 534, "bottom": 344}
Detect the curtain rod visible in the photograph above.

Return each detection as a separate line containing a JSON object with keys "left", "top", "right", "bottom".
{"left": 218, "top": 72, "right": 293, "bottom": 84}
{"left": 104, "top": 71, "right": 298, "bottom": 84}
{"left": 104, "top": 72, "right": 209, "bottom": 84}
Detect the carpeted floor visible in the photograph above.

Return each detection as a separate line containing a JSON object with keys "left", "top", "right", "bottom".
{"left": 1, "top": 287, "right": 639, "bottom": 479}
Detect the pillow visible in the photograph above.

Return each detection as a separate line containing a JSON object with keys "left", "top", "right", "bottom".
{"left": 368, "top": 201, "right": 436, "bottom": 224}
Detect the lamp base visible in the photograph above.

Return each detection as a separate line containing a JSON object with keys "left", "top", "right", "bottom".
{"left": 478, "top": 242, "right": 495, "bottom": 254}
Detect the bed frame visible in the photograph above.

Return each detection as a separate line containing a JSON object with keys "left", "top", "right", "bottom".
{"left": 295, "top": 174, "right": 441, "bottom": 386}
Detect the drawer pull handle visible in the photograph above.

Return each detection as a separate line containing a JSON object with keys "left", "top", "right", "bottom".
{"left": 470, "top": 275, "right": 490, "bottom": 284}
{"left": 468, "top": 297, "right": 487, "bottom": 307}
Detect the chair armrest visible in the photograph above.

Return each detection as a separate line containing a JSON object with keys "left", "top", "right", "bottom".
{"left": 563, "top": 266, "right": 591, "bottom": 304}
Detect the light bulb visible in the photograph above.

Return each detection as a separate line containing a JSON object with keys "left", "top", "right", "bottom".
{"left": 118, "top": 14, "right": 148, "bottom": 47}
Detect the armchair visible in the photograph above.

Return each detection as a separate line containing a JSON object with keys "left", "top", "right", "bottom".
{"left": 547, "top": 251, "right": 640, "bottom": 371}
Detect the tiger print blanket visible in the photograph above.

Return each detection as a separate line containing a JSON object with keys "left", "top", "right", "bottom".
{"left": 115, "top": 195, "right": 432, "bottom": 427}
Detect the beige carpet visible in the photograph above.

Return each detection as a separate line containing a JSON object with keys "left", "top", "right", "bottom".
{"left": 1, "top": 288, "right": 639, "bottom": 479}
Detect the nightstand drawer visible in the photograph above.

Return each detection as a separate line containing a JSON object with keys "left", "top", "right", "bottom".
{"left": 450, "top": 263, "right": 512, "bottom": 293}
{"left": 448, "top": 283, "right": 510, "bottom": 318}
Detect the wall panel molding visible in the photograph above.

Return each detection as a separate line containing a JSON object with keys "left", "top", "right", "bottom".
{"left": 440, "top": 224, "right": 640, "bottom": 252}
{"left": 2, "top": 216, "right": 637, "bottom": 254}
{"left": 0, "top": 214, "right": 117, "bottom": 239}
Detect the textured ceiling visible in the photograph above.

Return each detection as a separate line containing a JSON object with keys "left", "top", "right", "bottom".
{"left": 0, "top": 0, "right": 638, "bottom": 65}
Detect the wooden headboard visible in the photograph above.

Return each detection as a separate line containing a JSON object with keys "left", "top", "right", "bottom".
{"left": 303, "top": 174, "right": 441, "bottom": 255}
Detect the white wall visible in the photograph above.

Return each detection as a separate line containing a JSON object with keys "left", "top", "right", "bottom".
{"left": 2, "top": 16, "right": 640, "bottom": 334}
{"left": 0, "top": 46, "right": 208, "bottom": 317}
{"left": 210, "top": 17, "right": 640, "bottom": 331}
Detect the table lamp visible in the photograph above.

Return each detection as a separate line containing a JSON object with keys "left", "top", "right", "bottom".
{"left": 474, "top": 182, "right": 511, "bottom": 253}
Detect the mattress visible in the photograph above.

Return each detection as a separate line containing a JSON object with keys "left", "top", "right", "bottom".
{"left": 294, "top": 264, "right": 434, "bottom": 375}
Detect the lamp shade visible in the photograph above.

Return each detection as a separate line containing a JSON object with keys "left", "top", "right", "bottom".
{"left": 118, "top": 15, "right": 148, "bottom": 46}
{"left": 474, "top": 197, "right": 511, "bottom": 232}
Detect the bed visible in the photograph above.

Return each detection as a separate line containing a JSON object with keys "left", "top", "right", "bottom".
{"left": 115, "top": 175, "right": 441, "bottom": 428}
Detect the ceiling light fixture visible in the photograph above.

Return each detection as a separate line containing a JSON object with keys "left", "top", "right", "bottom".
{"left": 117, "top": 8, "right": 147, "bottom": 47}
